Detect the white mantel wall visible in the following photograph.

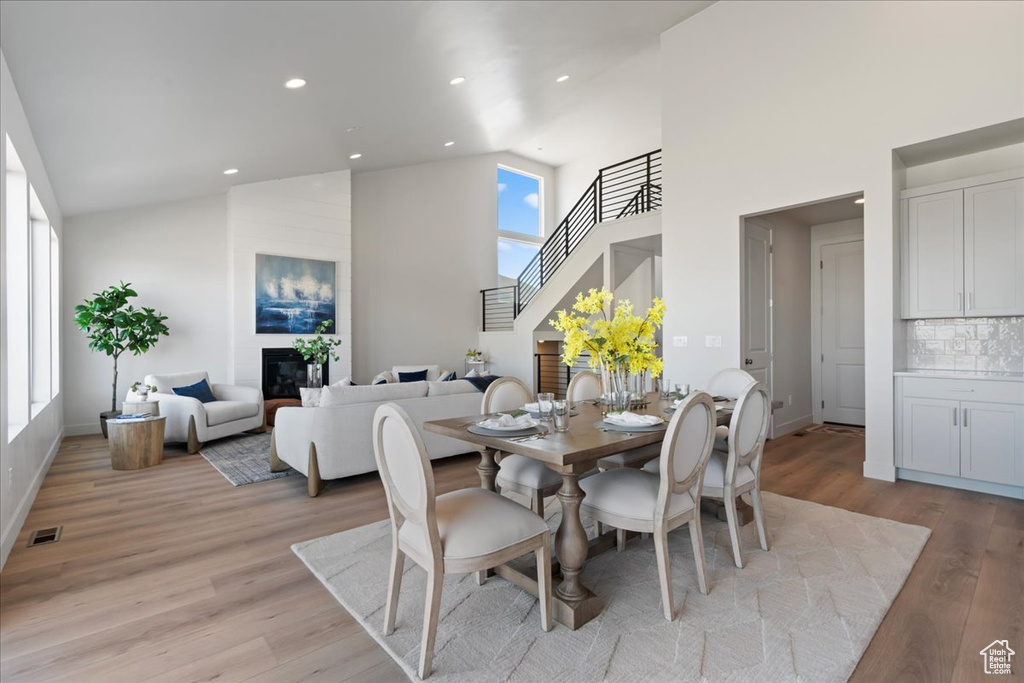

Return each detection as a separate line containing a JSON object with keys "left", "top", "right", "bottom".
{"left": 660, "top": 0, "right": 1023, "bottom": 481}
{"left": 228, "top": 172, "right": 352, "bottom": 388}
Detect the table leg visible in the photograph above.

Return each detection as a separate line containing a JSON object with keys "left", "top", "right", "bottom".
{"left": 554, "top": 473, "right": 588, "bottom": 601}
{"left": 477, "top": 449, "right": 499, "bottom": 491}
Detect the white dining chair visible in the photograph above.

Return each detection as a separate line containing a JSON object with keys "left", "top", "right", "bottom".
{"left": 579, "top": 392, "right": 717, "bottom": 621}
{"left": 706, "top": 368, "right": 757, "bottom": 452}
{"left": 645, "top": 378, "right": 771, "bottom": 568}
{"left": 372, "top": 403, "right": 552, "bottom": 679}
{"left": 488, "top": 377, "right": 563, "bottom": 515}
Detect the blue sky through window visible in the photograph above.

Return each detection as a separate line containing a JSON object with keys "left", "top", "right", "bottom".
{"left": 497, "top": 238, "right": 539, "bottom": 280}
{"left": 497, "top": 167, "right": 540, "bottom": 236}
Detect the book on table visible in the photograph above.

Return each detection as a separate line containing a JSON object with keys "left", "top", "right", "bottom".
{"left": 111, "top": 412, "right": 153, "bottom": 422}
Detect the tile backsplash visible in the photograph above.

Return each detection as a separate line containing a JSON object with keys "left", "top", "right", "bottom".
{"left": 906, "top": 317, "right": 1024, "bottom": 372}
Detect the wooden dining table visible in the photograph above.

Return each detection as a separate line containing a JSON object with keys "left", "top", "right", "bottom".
{"left": 423, "top": 393, "right": 740, "bottom": 630}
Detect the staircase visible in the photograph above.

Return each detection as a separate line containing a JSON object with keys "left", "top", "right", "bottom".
{"left": 481, "top": 150, "right": 662, "bottom": 331}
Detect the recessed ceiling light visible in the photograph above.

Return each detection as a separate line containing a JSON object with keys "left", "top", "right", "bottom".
{"left": 346, "top": 126, "right": 359, "bottom": 133}
{"left": 449, "top": 76, "right": 466, "bottom": 86}
{"left": 854, "top": 197, "right": 865, "bottom": 204}
{"left": 444, "top": 141, "right": 455, "bottom": 147}
{"left": 284, "top": 78, "right": 307, "bottom": 89}
{"left": 223, "top": 168, "right": 239, "bottom": 175}
{"left": 349, "top": 153, "right": 362, "bottom": 160}
{"left": 556, "top": 75, "right": 570, "bottom": 83}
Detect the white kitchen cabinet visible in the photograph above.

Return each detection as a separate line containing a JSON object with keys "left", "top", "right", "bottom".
{"left": 901, "top": 172, "right": 1024, "bottom": 319}
{"left": 964, "top": 178, "right": 1024, "bottom": 316}
{"left": 895, "top": 375, "right": 1024, "bottom": 497}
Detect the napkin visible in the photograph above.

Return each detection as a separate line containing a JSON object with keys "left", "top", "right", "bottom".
{"left": 479, "top": 413, "right": 536, "bottom": 429}
{"left": 604, "top": 411, "right": 663, "bottom": 426}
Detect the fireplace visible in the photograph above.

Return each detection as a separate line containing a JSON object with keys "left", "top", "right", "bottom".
{"left": 262, "top": 348, "right": 329, "bottom": 399}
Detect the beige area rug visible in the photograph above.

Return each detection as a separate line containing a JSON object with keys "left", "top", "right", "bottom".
{"left": 292, "top": 492, "right": 929, "bottom": 682}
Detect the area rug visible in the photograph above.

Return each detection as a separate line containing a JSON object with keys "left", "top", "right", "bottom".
{"left": 292, "top": 492, "right": 930, "bottom": 682}
{"left": 199, "top": 432, "right": 296, "bottom": 486}
{"left": 801, "top": 424, "right": 865, "bottom": 438}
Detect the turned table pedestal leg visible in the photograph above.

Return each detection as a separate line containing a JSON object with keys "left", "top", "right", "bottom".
{"left": 551, "top": 472, "right": 603, "bottom": 628}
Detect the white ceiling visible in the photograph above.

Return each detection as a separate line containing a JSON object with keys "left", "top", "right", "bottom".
{"left": 0, "top": 0, "right": 712, "bottom": 216}
{"left": 772, "top": 194, "right": 864, "bottom": 227}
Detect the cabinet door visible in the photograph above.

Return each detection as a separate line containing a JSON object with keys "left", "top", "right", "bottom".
{"left": 901, "top": 397, "right": 961, "bottom": 476}
{"left": 964, "top": 178, "right": 1024, "bottom": 317}
{"left": 904, "top": 190, "right": 964, "bottom": 318}
{"left": 960, "top": 401, "right": 1024, "bottom": 486}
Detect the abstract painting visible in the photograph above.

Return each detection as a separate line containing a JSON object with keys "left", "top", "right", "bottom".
{"left": 255, "top": 254, "right": 336, "bottom": 334}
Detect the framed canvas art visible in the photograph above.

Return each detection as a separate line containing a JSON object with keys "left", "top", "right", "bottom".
{"left": 255, "top": 254, "right": 336, "bottom": 334}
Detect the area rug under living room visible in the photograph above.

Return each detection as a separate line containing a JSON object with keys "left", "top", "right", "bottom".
{"left": 292, "top": 491, "right": 930, "bottom": 682}
{"left": 199, "top": 432, "right": 296, "bottom": 486}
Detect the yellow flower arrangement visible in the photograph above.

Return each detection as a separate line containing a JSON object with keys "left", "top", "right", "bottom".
{"left": 549, "top": 287, "right": 665, "bottom": 378}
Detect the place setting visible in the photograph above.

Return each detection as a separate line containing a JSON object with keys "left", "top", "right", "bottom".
{"left": 467, "top": 410, "right": 548, "bottom": 441}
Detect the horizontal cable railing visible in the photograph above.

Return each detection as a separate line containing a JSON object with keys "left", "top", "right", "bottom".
{"left": 481, "top": 150, "right": 661, "bottom": 331}
{"left": 535, "top": 352, "right": 592, "bottom": 399}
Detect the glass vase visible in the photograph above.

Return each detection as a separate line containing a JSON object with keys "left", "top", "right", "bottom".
{"left": 307, "top": 363, "right": 323, "bottom": 388}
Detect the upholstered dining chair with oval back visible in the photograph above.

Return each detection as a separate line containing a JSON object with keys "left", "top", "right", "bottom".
{"left": 706, "top": 368, "right": 757, "bottom": 452}
{"left": 646, "top": 378, "right": 771, "bottom": 568}
{"left": 487, "top": 377, "right": 564, "bottom": 515}
{"left": 372, "top": 403, "right": 552, "bottom": 679}
{"left": 579, "top": 392, "right": 717, "bottom": 621}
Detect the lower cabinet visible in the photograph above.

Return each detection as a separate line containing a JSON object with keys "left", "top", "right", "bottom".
{"left": 897, "top": 377, "right": 1024, "bottom": 491}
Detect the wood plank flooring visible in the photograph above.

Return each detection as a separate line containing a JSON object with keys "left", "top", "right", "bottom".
{"left": 1, "top": 430, "right": 1020, "bottom": 682}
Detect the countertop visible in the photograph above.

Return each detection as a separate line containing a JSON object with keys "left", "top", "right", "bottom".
{"left": 894, "top": 368, "right": 1024, "bottom": 383}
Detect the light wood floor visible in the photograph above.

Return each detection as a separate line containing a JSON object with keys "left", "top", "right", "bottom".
{"left": 0, "top": 430, "right": 1020, "bottom": 682}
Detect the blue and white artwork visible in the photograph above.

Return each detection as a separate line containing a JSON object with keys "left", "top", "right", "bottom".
{"left": 255, "top": 254, "right": 336, "bottom": 334}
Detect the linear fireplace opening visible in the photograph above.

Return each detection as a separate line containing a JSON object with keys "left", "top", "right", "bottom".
{"left": 262, "top": 348, "right": 328, "bottom": 399}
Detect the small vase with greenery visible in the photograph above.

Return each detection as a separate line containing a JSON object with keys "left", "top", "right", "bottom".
{"left": 130, "top": 381, "right": 157, "bottom": 400}
{"left": 292, "top": 319, "right": 342, "bottom": 388}
{"left": 74, "top": 282, "right": 169, "bottom": 435}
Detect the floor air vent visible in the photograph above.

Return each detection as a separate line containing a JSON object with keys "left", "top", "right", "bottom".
{"left": 28, "top": 526, "right": 62, "bottom": 547}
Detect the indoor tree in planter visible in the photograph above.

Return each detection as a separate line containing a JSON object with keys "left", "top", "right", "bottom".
{"left": 292, "top": 319, "right": 342, "bottom": 388}
{"left": 73, "top": 282, "right": 169, "bottom": 435}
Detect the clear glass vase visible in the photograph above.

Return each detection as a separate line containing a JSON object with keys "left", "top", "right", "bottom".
{"left": 307, "top": 363, "right": 323, "bottom": 388}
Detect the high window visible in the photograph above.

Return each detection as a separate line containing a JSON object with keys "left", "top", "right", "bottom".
{"left": 497, "top": 166, "right": 543, "bottom": 285}
{"left": 6, "top": 136, "right": 30, "bottom": 436}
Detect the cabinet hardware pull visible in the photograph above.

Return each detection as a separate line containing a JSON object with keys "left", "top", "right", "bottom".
{"left": 963, "top": 408, "right": 968, "bottom": 428}
{"left": 953, "top": 409, "right": 957, "bottom": 427}
{"left": 948, "top": 389, "right": 975, "bottom": 392}
{"left": 957, "top": 292, "right": 963, "bottom": 311}
{"left": 967, "top": 293, "right": 973, "bottom": 310}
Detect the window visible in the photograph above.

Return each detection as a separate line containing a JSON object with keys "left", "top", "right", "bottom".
{"left": 51, "top": 227, "right": 60, "bottom": 397}
{"left": 497, "top": 166, "right": 543, "bottom": 284}
{"left": 30, "top": 186, "right": 51, "bottom": 411}
{"left": 5, "top": 136, "right": 30, "bottom": 436}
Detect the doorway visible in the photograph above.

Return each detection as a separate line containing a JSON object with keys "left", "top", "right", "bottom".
{"left": 741, "top": 194, "right": 865, "bottom": 436}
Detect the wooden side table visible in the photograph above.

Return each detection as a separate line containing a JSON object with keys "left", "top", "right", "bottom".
{"left": 122, "top": 399, "right": 160, "bottom": 417}
{"left": 109, "top": 416, "right": 167, "bottom": 470}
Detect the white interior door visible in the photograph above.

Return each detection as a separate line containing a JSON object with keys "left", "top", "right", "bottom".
{"left": 821, "top": 240, "right": 865, "bottom": 425}
{"left": 742, "top": 221, "right": 773, "bottom": 393}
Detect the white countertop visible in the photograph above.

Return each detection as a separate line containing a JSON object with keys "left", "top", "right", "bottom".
{"left": 894, "top": 369, "right": 1024, "bottom": 382}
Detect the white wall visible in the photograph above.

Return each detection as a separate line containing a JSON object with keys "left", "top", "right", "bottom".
{"left": 228, "top": 172, "right": 352, "bottom": 388}
{"left": 352, "top": 152, "right": 553, "bottom": 382}
{"left": 1, "top": 52, "right": 64, "bottom": 568}
{"left": 63, "top": 195, "right": 230, "bottom": 433}
{"left": 660, "top": 0, "right": 1023, "bottom": 481}
{"left": 551, "top": 46, "right": 663, "bottom": 220}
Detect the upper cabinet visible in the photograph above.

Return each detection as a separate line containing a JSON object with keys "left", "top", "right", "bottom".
{"left": 902, "top": 173, "right": 1024, "bottom": 319}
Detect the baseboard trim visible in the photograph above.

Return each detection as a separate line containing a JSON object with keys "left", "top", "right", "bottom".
{"left": 1, "top": 428, "right": 64, "bottom": 570}
{"left": 64, "top": 423, "right": 101, "bottom": 436}
{"left": 772, "top": 414, "right": 813, "bottom": 438}
{"left": 897, "top": 468, "right": 1024, "bottom": 500}
{"left": 863, "top": 459, "right": 897, "bottom": 483}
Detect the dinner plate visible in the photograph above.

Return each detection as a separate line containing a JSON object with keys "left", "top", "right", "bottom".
{"left": 475, "top": 416, "right": 540, "bottom": 431}
{"left": 595, "top": 420, "right": 667, "bottom": 433}
{"left": 467, "top": 424, "right": 543, "bottom": 438}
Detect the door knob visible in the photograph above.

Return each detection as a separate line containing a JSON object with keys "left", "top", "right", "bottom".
{"left": 744, "top": 358, "right": 753, "bottom": 366}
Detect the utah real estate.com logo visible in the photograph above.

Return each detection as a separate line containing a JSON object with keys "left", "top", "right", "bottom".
{"left": 980, "top": 640, "right": 1014, "bottom": 675}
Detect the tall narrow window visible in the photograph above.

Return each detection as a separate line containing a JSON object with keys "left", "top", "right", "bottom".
{"left": 30, "top": 186, "right": 51, "bottom": 411}
{"left": 497, "top": 166, "right": 543, "bottom": 285}
{"left": 5, "top": 136, "right": 30, "bottom": 437}
{"left": 50, "top": 227, "right": 60, "bottom": 397}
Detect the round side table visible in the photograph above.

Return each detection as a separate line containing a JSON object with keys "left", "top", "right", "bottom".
{"left": 109, "top": 416, "right": 167, "bottom": 470}
{"left": 122, "top": 399, "right": 160, "bottom": 417}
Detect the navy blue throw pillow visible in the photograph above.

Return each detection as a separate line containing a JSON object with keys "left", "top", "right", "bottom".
{"left": 440, "top": 371, "right": 457, "bottom": 382}
{"left": 172, "top": 379, "right": 217, "bottom": 403}
{"left": 398, "top": 370, "right": 429, "bottom": 383}
{"left": 373, "top": 378, "right": 387, "bottom": 385}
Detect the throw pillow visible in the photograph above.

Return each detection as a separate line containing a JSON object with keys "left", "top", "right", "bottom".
{"left": 172, "top": 378, "right": 217, "bottom": 403}
{"left": 398, "top": 369, "right": 429, "bottom": 383}
{"left": 330, "top": 376, "right": 356, "bottom": 387}
{"left": 439, "top": 370, "right": 457, "bottom": 382}
{"left": 465, "top": 368, "right": 478, "bottom": 378}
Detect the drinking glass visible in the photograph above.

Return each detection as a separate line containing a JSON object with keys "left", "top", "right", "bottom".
{"left": 553, "top": 399, "right": 570, "bottom": 432}
{"left": 537, "top": 392, "right": 555, "bottom": 421}
{"left": 659, "top": 377, "right": 672, "bottom": 400}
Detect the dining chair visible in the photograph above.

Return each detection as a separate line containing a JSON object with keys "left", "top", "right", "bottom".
{"left": 487, "top": 377, "right": 563, "bottom": 515}
{"left": 706, "top": 368, "right": 757, "bottom": 451}
{"left": 372, "top": 403, "right": 552, "bottom": 679}
{"left": 645, "top": 378, "right": 771, "bottom": 568}
{"left": 579, "top": 392, "right": 717, "bottom": 621}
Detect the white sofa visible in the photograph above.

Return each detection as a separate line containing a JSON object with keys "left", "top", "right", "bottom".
{"left": 144, "top": 371, "right": 264, "bottom": 453}
{"left": 272, "top": 379, "right": 482, "bottom": 496}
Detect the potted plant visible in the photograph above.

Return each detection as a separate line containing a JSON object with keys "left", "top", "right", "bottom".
{"left": 130, "top": 381, "right": 157, "bottom": 400}
{"left": 74, "top": 282, "right": 170, "bottom": 437}
{"left": 292, "top": 319, "right": 342, "bottom": 388}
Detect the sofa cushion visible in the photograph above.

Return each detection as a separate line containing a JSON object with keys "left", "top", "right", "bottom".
{"left": 319, "top": 382, "right": 428, "bottom": 407}
{"left": 173, "top": 378, "right": 217, "bottom": 403}
{"left": 205, "top": 400, "right": 261, "bottom": 426}
{"left": 398, "top": 369, "right": 429, "bottom": 383}
{"left": 371, "top": 371, "right": 394, "bottom": 385}
{"left": 440, "top": 370, "right": 457, "bottom": 382}
{"left": 426, "top": 379, "right": 478, "bottom": 397}
{"left": 392, "top": 365, "right": 440, "bottom": 381}
{"left": 149, "top": 371, "right": 209, "bottom": 395}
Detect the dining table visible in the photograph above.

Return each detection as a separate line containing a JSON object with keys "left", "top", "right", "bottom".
{"left": 423, "top": 391, "right": 747, "bottom": 630}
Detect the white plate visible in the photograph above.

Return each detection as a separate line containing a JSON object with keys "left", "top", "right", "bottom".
{"left": 476, "top": 417, "right": 540, "bottom": 431}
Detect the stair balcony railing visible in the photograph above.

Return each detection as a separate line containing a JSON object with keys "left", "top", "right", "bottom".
{"left": 481, "top": 149, "right": 661, "bottom": 332}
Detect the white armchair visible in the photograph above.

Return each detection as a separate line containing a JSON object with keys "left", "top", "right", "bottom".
{"left": 144, "top": 371, "right": 264, "bottom": 453}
